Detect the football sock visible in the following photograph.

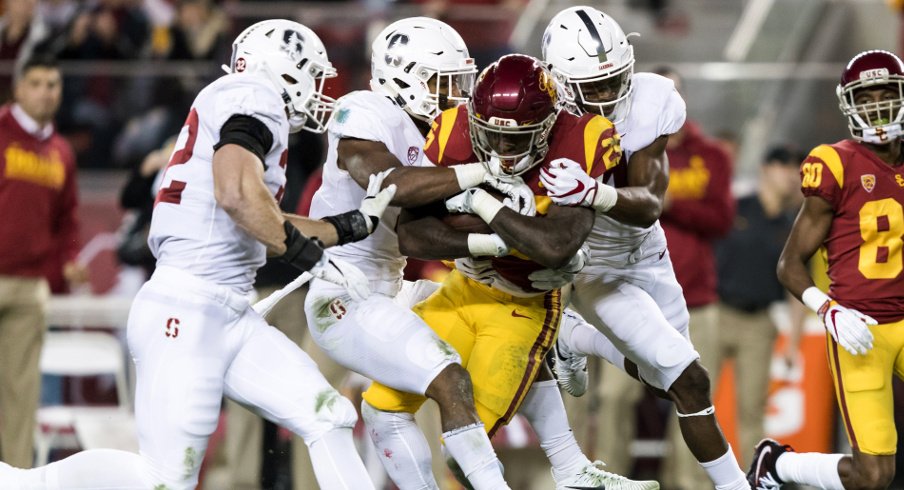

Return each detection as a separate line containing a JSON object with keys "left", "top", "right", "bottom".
{"left": 699, "top": 446, "right": 748, "bottom": 490}
{"left": 361, "top": 401, "right": 438, "bottom": 490}
{"left": 442, "top": 423, "right": 510, "bottom": 490}
{"left": 519, "top": 380, "right": 589, "bottom": 481}
{"left": 776, "top": 452, "right": 845, "bottom": 490}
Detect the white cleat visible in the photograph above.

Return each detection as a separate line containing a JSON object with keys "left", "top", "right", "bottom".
{"left": 554, "top": 311, "right": 589, "bottom": 397}
{"left": 555, "top": 461, "right": 660, "bottom": 490}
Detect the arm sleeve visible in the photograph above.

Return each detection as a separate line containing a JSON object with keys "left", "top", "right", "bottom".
{"left": 212, "top": 77, "right": 284, "bottom": 150}
{"left": 661, "top": 144, "right": 735, "bottom": 238}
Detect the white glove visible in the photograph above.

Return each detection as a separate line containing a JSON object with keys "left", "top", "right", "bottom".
{"left": 446, "top": 188, "right": 504, "bottom": 223}
{"left": 540, "top": 157, "right": 617, "bottom": 212}
{"left": 528, "top": 245, "right": 588, "bottom": 290}
{"left": 311, "top": 253, "right": 370, "bottom": 302}
{"left": 484, "top": 174, "right": 536, "bottom": 217}
{"left": 359, "top": 169, "right": 398, "bottom": 234}
{"left": 454, "top": 257, "right": 495, "bottom": 284}
{"left": 802, "top": 287, "right": 876, "bottom": 356}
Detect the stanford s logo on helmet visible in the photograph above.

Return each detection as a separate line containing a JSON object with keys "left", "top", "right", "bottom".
{"left": 469, "top": 54, "right": 559, "bottom": 176}
{"left": 226, "top": 20, "right": 337, "bottom": 134}
{"left": 837, "top": 50, "right": 904, "bottom": 144}
{"left": 370, "top": 17, "right": 476, "bottom": 122}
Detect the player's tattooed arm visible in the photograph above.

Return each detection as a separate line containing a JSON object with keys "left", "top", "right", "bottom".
{"left": 490, "top": 204, "right": 594, "bottom": 269}
{"left": 777, "top": 195, "right": 834, "bottom": 299}
{"left": 605, "top": 134, "right": 670, "bottom": 227}
{"left": 337, "top": 138, "right": 485, "bottom": 208}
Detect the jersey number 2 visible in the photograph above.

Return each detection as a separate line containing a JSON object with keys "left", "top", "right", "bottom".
{"left": 859, "top": 198, "right": 904, "bottom": 279}
{"left": 155, "top": 109, "right": 199, "bottom": 206}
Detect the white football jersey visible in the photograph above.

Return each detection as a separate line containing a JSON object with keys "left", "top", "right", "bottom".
{"left": 149, "top": 74, "right": 290, "bottom": 294}
{"left": 309, "top": 91, "right": 429, "bottom": 296}
{"left": 587, "top": 73, "right": 686, "bottom": 260}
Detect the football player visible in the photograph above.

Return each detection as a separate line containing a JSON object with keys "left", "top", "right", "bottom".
{"left": 748, "top": 50, "right": 904, "bottom": 490}
{"left": 539, "top": 7, "right": 749, "bottom": 490}
{"left": 0, "top": 20, "right": 396, "bottom": 489}
{"left": 363, "top": 53, "right": 660, "bottom": 490}
{"left": 301, "top": 17, "right": 513, "bottom": 490}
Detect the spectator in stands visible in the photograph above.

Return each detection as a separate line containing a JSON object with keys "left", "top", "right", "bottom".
{"left": 657, "top": 66, "right": 736, "bottom": 490}
{"left": 156, "top": 0, "right": 228, "bottom": 61}
{"left": 0, "top": 0, "right": 48, "bottom": 61}
{"left": 713, "top": 145, "right": 805, "bottom": 467}
{"left": 0, "top": 55, "right": 84, "bottom": 468}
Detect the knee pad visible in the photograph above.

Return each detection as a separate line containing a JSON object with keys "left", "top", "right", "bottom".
{"left": 315, "top": 389, "right": 358, "bottom": 430}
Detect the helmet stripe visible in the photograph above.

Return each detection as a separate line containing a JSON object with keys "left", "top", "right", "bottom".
{"left": 575, "top": 9, "right": 606, "bottom": 63}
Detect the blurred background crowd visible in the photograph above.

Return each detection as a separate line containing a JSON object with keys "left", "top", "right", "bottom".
{"left": 0, "top": 0, "right": 902, "bottom": 489}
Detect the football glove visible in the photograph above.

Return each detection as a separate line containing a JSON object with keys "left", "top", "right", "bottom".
{"left": 484, "top": 174, "right": 537, "bottom": 217}
{"left": 359, "top": 168, "right": 398, "bottom": 234}
{"left": 540, "top": 157, "right": 617, "bottom": 212}
{"left": 310, "top": 253, "right": 370, "bottom": 302}
{"left": 454, "top": 257, "right": 495, "bottom": 284}
{"left": 528, "top": 245, "right": 588, "bottom": 290}
{"left": 803, "top": 287, "right": 876, "bottom": 356}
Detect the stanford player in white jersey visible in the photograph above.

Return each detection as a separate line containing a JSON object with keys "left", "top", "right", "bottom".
{"left": 538, "top": 7, "right": 751, "bottom": 490}
{"left": 303, "top": 17, "right": 516, "bottom": 490}
{"left": 1, "top": 20, "right": 396, "bottom": 490}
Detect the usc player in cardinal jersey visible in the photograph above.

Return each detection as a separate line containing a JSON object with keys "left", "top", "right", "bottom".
{"left": 362, "top": 54, "right": 660, "bottom": 490}
{"left": 749, "top": 50, "right": 904, "bottom": 490}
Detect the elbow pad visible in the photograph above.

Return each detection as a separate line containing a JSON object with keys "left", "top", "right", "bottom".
{"left": 280, "top": 221, "right": 324, "bottom": 272}
{"left": 214, "top": 115, "right": 274, "bottom": 165}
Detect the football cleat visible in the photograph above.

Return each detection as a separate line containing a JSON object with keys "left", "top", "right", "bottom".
{"left": 747, "top": 438, "right": 793, "bottom": 489}
{"left": 555, "top": 461, "right": 660, "bottom": 490}
{"left": 554, "top": 311, "right": 589, "bottom": 397}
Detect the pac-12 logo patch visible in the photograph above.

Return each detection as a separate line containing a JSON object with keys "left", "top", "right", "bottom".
{"left": 407, "top": 146, "right": 420, "bottom": 164}
{"left": 861, "top": 174, "right": 876, "bottom": 193}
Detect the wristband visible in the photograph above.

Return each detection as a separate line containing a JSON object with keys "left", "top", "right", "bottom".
{"left": 281, "top": 221, "right": 324, "bottom": 271}
{"left": 802, "top": 286, "right": 831, "bottom": 314}
{"left": 591, "top": 184, "right": 618, "bottom": 213}
{"left": 467, "top": 233, "right": 507, "bottom": 257}
{"left": 453, "top": 163, "right": 488, "bottom": 190}
{"left": 471, "top": 189, "right": 505, "bottom": 223}
{"left": 322, "top": 210, "right": 371, "bottom": 245}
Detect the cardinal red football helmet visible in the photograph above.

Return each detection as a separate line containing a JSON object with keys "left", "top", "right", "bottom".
{"left": 469, "top": 54, "right": 559, "bottom": 176}
{"left": 837, "top": 50, "right": 904, "bottom": 144}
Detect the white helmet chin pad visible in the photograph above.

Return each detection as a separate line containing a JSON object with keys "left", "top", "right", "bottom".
{"left": 228, "top": 19, "right": 337, "bottom": 133}
{"left": 542, "top": 6, "right": 636, "bottom": 124}
{"left": 370, "top": 17, "right": 477, "bottom": 121}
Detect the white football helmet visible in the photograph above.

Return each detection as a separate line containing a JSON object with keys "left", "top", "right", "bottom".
{"left": 370, "top": 17, "right": 477, "bottom": 122}
{"left": 226, "top": 19, "right": 337, "bottom": 133}
{"left": 542, "top": 7, "right": 637, "bottom": 124}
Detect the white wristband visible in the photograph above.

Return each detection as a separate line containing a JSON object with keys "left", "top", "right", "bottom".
{"left": 471, "top": 189, "right": 505, "bottom": 223}
{"left": 591, "top": 184, "right": 618, "bottom": 213}
{"left": 801, "top": 286, "right": 831, "bottom": 313}
{"left": 467, "top": 233, "right": 507, "bottom": 257}
{"left": 453, "top": 163, "right": 488, "bottom": 190}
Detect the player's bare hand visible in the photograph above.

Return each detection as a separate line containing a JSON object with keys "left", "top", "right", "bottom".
{"left": 311, "top": 253, "right": 370, "bottom": 301}
{"left": 820, "top": 301, "right": 876, "bottom": 356}
{"left": 359, "top": 168, "right": 398, "bottom": 234}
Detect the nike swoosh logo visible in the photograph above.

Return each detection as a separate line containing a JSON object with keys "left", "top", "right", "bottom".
{"left": 558, "top": 179, "right": 586, "bottom": 198}
{"left": 755, "top": 445, "right": 772, "bottom": 482}
{"left": 658, "top": 250, "right": 666, "bottom": 260}
{"left": 511, "top": 310, "right": 532, "bottom": 320}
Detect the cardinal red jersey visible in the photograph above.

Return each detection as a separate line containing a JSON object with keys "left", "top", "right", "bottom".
{"left": 801, "top": 139, "right": 904, "bottom": 323}
{"left": 425, "top": 105, "right": 621, "bottom": 294}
